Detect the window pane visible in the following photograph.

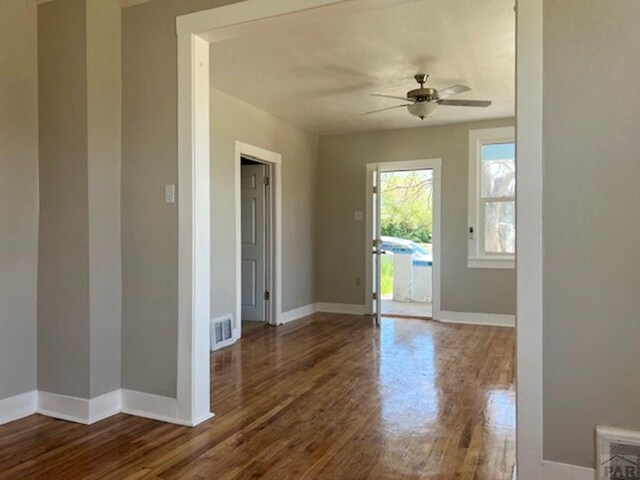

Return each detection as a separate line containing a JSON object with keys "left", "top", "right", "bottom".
{"left": 484, "top": 201, "right": 515, "bottom": 254}
{"left": 481, "top": 143, "right": 515, "bottom": 198}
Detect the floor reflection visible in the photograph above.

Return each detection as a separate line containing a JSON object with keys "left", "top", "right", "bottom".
{"left": 210, "top": 315, "right": 516, "bottom": 478}
{"left": 379, "top": 317, "right": 439, "bottom": 435}
{"left": 487, "top": 389, "right": 516, "bottom": 432}
{"left": 374, "top": 316, "right": 516, "bottom": 479}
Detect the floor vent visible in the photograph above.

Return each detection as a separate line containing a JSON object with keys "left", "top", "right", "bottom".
{"left": 210, "top": 316, "right": 234, "bottom": 351}
{"left": 597, "top": 426, "right": 640, "bottom": 480}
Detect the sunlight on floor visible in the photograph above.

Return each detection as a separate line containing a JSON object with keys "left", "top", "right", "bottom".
{"left": 382, "top": 299, "right": 432, "bottom": 317}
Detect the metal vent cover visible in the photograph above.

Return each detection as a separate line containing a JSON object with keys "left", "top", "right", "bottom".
{"left": 210, "top": 316, "right": 234, "bottom": 351}
{"left": 214, "top": 319, "right": 232, "bottom": 343}
{"left": 598, "top": 426, "right": 640, "bottom": 480}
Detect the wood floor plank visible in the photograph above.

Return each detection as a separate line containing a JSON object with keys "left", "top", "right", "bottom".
{"left": 0, "top": 314, "right": 515, "bottom": 479}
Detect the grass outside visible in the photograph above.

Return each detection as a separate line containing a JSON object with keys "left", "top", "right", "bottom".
{"left": 381, "top": 255, "right": 394, "bottom": 297}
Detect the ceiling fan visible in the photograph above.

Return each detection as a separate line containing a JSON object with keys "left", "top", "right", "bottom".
{"left": 361, "top": 74, "right": 492, "bottom": 120}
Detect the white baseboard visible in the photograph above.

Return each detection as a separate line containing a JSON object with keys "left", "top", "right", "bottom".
{"left": 121, "top": 389, "right": 202, "bottom": 426}
{"left": 38, "top": 391, "right": 92, "bottom": 424}
{"left": 278, "top": 303, "right": 318, "bottom": 324}
{"left": 439, "top": 310, "right": 515, "bottom": 328}
{"left": 316, "top": 303, "right": 367, "bottom": 315}
{"left": 278, "top": 302, "right": 368, "bottom": 324}
{"left": 0, "top": 390, "right": 37, "bottom": 426}
{"left": 542, "top": 460, "right": 595, "bottom": 479}
{"left": 38, "top": 390, "right": 121, "bottom": 425}
{"left": 1, "top": 388, "right": 211, "bottom": 428}
{"left": 87, "top": 390, "right": 122, "bottom": 423}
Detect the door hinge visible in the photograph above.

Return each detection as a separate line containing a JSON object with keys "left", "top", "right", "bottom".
{"left": 373, "top": 292, "right": 377, "bottom": 300}
{"left": 264, "top": 291, "right": 270, "bottom": 301}
{"left": 264, "top": 176, "right": 270, "bottom": 186}
{"left": 373, "top": 185, "right": 378, "bottom": 194}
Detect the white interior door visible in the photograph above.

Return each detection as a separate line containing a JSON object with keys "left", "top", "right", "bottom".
{"left": 241, "top": 163, "right": 266, "bottom": 322}
{"left": 372, "top": 164, "right": 383, "bottom": 326}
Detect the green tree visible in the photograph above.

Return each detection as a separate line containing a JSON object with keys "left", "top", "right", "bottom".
{"left": 380, "top": 170, "right": 433, "bottom": 243}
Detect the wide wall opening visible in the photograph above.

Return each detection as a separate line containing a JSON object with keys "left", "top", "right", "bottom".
{"left": 177, "top": 0, "right": 542, "bottom": 477}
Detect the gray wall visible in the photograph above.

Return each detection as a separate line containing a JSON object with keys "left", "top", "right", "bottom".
{"left": 543, "top": 0, "right": 640, "bottom": 467}
{"left": 121, "top": 0, "right": 244, "bottom": 397}
{"left": 38, "top": 0, "right": 91, "bottom": 398}
{"left": 210, "top": 88, "right": 318, "bottom": 325}
{"left": 317, "top": 118, "right": 516, "bottom": 314}
{"left": 87, "top": 0, "right": 122, "bottom": 398}
{"left": 0, "top": 0, "right": 39, "bottom": 400}
{"left": 38, "top": 0, "right": 122, "bottom": 399}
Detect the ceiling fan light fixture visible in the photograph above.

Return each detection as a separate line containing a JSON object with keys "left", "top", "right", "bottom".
{"left": 407, "top": 102, "right": 437, "bottom": 120}
{"left": 363, "top": 74, "right": 489, "bottom": 119}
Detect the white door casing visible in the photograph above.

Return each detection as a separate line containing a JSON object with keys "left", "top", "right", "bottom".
{"left": 234, "top": 141, "right": 282, "bottom": 341}
{"left": 241, "top": 163, "right": 267, "bottom": 322}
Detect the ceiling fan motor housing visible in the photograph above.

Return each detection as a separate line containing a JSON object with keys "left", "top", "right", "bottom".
{"left": 407, "top": 87, "right": 439, "bottom": 102}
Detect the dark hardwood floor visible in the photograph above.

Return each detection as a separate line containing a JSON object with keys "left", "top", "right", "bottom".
{"left": 0, "top": 313, "right": 515, "bottom": 479}
{"left": 241, "top": 320, "right": 267, "bottom": 337}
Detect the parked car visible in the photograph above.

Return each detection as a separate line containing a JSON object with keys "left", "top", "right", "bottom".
{"left": 380, "top": 236, "right": 432, "bottom": 266}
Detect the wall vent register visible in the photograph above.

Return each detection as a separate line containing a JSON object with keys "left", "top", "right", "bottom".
{"left": 597, "top": 426, "right": 640, "bottom": 480}
{"left": 210, "top": 316, "right": 234, "bottom": 351}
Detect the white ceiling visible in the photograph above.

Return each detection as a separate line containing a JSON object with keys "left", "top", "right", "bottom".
{"left": 210, "top": 0, "right": 515, "bottom": 135}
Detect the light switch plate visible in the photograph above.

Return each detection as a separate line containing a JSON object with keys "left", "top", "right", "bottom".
{"left": 164, "top": 184, "right": 176, "bottom": 204}
{"left": 354, "top": 211, "right": 364, "bottom": 221}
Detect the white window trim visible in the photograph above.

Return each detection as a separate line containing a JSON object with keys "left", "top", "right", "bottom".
{"left": 468, "top": 126, "right": 516, "bottom": 269}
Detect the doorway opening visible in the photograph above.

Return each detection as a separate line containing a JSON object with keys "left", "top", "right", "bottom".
{"left": 240, "top": 156, "right": 273, "bottom": 337}
{"left": 379, "top": 169, "right": 434, "bottom": 319}
{"left": 366, "top": 158, "right": 442, "bottom": 326}
{"left": 233, "top": 141, "right": 282, "bottom": 343}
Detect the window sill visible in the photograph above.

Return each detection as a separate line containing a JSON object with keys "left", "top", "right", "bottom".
{"left": 468, "top": 257, "right": 515, "bottom": 269}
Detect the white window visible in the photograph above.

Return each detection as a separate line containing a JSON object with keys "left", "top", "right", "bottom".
{"left": 468, "top": 127, "right": 515, "bottom": 269}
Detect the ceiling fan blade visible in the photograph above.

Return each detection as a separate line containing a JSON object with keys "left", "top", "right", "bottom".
{"left": 438, "top": 99, "right": 492, "bottom": 107}
{"left": 370, "top": 93, "right": 412, "bottom": 102}
{"left": 360, "top": 104, "right": 410, "bottom": 116}
{"left": 435, "top": 84, "right": 471, "bottom": 100}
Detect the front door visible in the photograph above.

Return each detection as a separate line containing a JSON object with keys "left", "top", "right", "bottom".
{"left": 241, "top": 163, "right": 267, "bottom": 322}
{"left": 372, "top": 164, "right": 383, "bottom": 326}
